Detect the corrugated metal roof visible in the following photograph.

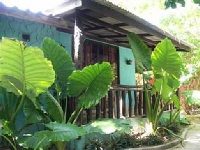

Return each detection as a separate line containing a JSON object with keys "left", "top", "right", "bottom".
{"left": 0, "top": 0, "right": 77, "bottom": 15}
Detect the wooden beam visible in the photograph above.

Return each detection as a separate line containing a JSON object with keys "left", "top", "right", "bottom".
{"left": 84, "top": 29, "right": 156, "bottom": 49}
{"left": 0, "top": 3, "right": 70, "bottom": 30}
{"left": 99, "top": 33, "right": 152, "bottom": 38}
{"left": 84, "top": 23, "right": 127, "bottom": 31}
{"left": 99, "top": 34, "right": 127, "bottom": 38}
{"left": 73, "top": 13, "right": 85, "bottom": 68}
{"left": 137, "top": 33, "right": 152, "bottom": 36}
{"left": 83, "top": 32, "right": 129, "bottom": 48}
{"left": 77, "top": 11, "right": 130, "bottom": 35}
{"left": 56, "top": 27, "right": 73, "bottom": 34}
{"left": 84, "top": 26, "right": 106, "bottom": 31}
{"left": 78, "top": 12, "right": 158, "bottom": 47}
{"left": 114, "top": 40, "right": 129, "bottom": 43}
{"left": 81, "top": 0, "right": 190, "bottom": 51}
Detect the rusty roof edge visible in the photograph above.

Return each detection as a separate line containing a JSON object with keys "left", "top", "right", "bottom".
{"left": 89, "top": 0, "right": 191, "bottom": 51}
{"left": 47, "top": 0, "right": 82, "bottom": 16}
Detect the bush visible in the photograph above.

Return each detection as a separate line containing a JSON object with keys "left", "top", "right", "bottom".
{"left": 85, "top": 132, "right": 165, "bottom": 149}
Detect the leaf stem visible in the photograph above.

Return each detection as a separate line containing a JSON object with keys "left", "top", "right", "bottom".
{"left": 2, "top": 135, "right": 17, "bottom": 150}
{"left": 64, "top": 97, "right": 68, "bottom": 123}
{"left": 10, "top": 94, "right": 25, "bottom": 123}
{"left": 68, "top": 107, "right": 83, "bottom": 124}
{"left": 72, "top": 108, "right": 83, "bottom": 124}
{"left": 11, "top": 42, "right": 26, "bottom": 123}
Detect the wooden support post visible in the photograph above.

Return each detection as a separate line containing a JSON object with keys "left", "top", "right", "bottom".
{"left": 116, "top": 90, "right": 120, "bottom": 118}
{"left": 86, "top": 109, "right": 92, "bottom": 123}
{"left": 134, "top": 91, "right": 138, "bottom": 116}
{"left": 103, "top": 96, "right": 107, "bottom": 118}
{"left": 143, "top": 90, "right": 147, "bottom": 116}
{"left": 73, "top": 12, "right": 84, "bottom": 68}
{"left": 122, "top": 90, "right": 129, "bottom": 117}
{"left": 138, "top": 91, "right": 142, "bottom": 116}
{"left": 108, "top": 90, "right": 113, "bottom": 118}
{"left": 96, "top": 103, "right": 101, "bottom": 119}
{"left": 128, "top": 90, "right": 134, "bottom": 117}
{"left": 113, "top": 91, "right": 117, "bottom": 118}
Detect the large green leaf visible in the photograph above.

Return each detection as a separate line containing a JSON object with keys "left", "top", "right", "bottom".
{"left": 39, "top": 93, "right": 64, "bottom": 123}
{"left": 154, "top": 74, "right": 180, "bottom": 101}
{"left": 0, "top": 38, "right": 55, "bottom": 98}
{"left": 154, "top": 77, "right": 173, "bottom": 101}
{"left": 171, "top": 94, "right": 180, "bottom": 109}
{"left": 22, "top": 130, "right": 51, "bottom": 149}
{"left": 67, "top": 62, "right": 114, "bottom": 109}
{"left": 84, "top": 119, "right": 132, "bottom": 134}
{"left": 23, "top": 122, "right": 86, "bottom": 149}
{"left": 42, "top": 38, "right": 75, "bottom": 96}
{"left": 45, "top": 122, "right": 86, "bottom": 141}
{"left": 0, "top": 87, "right": 19, "bottom": 120}
{"left": 151, "top": 38, "right": 183, "bottom": 78}
{"left": 128, "top": 33, "right": 152, "bottom": 73}
{"left": 23, "top": 98, "right": 43, "bottom": 124}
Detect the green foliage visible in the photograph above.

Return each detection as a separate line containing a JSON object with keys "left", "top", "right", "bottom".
{"left": 85, "top": 132, "right": 164, "bottom": 150}
{"left": 23, "top": 130, "right": 51, "bottom": 149}
{"left": 128, "top": 33, "right": 152, "bottom": 73}
{"left": 165, "top": 0, "right": 185, "bottom": 8}
{"left": 67, "top": 62, "right": 114, "bottom": 109}
{"left": 165, "top": 0, "right": 200, "bottom": 8}
{"left": 0, "top": 37, "right": 56, "bottom": 149}
{"left": 23, "top": 122, "right": 86, "bottom": 149}
{"left": 184, "top": 90, "right": 200, "bottom": 106}
{"left": 0, "top": 37, "right": 114, "bottom": 149}
{"left": 144, "top": 38, "right": 183, "bottom": 133}
{"left": 0, "top": 87, "right": 19, "bottom": 120}
{"left": 23, "top": 98, "right": 43, "bottom": 124}
{"left": 84, "top": 119, "right": 132, "bottom": 134}
{"left": 194, "top": 0, "right": 200, "bottom": 4}
{"left": 152, "top": 38, "right": 182, "bottom": 104}
{"left": 42, "top": 38, "right": 75, "bottom": 97}
{"left": 0, "top": 38, "right": 55, "bottom": 99}
{"left": 39, "top": 93, "right": 64, "bottom": 123}
{"left": 152, "top": 38, "right": 183, "bottom": 78}
{"left": 85, "top": 132, "right": 122, "bottom": 150}
{"left": 159, "top": 111, "right": 190, "bottom": 126}
{"left": 160, "top": 5, "right": 200, "bottom": 85}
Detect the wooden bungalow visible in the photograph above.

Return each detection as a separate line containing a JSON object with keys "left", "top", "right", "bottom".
{"left": 0, "top": 0, "right": 190, "bottom": 123}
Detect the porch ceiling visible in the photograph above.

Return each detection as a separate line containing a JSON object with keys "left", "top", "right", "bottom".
{"left": 0, "top": 0, "right": 191, "bottom": 51}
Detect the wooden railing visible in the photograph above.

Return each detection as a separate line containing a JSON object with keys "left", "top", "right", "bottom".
{"left": 76, "top": 85, "right": 146, "bottom": 124}
{"left": 67, "top": 85, "right": 175, "bottom": 124}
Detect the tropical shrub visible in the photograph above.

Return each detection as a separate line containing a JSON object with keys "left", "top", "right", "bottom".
{"left": 0, "top": 37, "right": 114, "bottom": 150}
{"left": 184, "top": 90, "right": 200, "bottom": 106}
{"left": 128, "top": 33, "right": 183, "bottom": 133}
{"left": 159, "top": 111, "right": 190, "bottom": 127}
{"left": 85, "top": 132, "right": 164, "bottom": 149}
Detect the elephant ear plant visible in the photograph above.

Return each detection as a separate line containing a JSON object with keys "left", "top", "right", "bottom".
{"left": 23, "top": 63, "right": 114, "bottom": 150}
{"left": 0, "top": 38, "right": 55, "bottom": 149}
{"left": 150, "top": 38, "right": 183, "bottom": 132}
{"left": 128, "top": 33, "right": 183, "bottom": 134}
{"left": 0, "top": 37, "right": 114, "bottom": 150}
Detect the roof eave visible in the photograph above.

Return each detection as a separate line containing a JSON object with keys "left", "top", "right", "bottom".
{"left": 81, "top": 0, "right": 191, "bottom": 51}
